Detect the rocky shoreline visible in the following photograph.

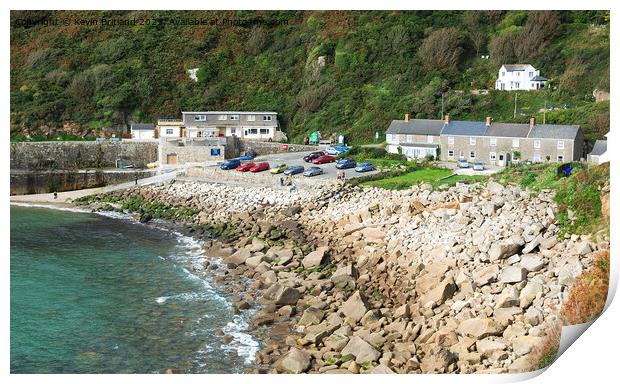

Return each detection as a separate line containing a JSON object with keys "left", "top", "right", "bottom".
{"left": 78, "top": 178, "right": 609, "bottom": 374}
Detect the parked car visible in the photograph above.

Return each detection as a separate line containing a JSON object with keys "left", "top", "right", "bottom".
{"left": 249, "top": 162, "right": 270, "bottom": 172}
{"left": 312, "top": 155, "right": 336, "bottom": 164}
{"left": 333, "top": 145, "right": 349, "bottom": 153}
{"left": 473, "top": 161, "right": 485, "bottom": 171}
{"left": 303, "top": 166, "right": 324, "bottom": 177}
{"left": 270, "top": 164, "right": 288, "bottom": 174}
{"left": 325, "top": 146, "right": 349, "bottom": 155}
{"left": 457, "top": 159, "right": 469, "bottom": 168}
{"left": 336, "top": 158, "right": 356, "bottom": 169}
{"left": 283, "top": 165, "right": 305, "bottom": 175}
{"left": 355, "top": 162, "right": 375, "bottom": 172}
{"left": 237, "top": 149, "right": 257, "bottom": 161}
{"left": 220, "top": 159, "right": 241, "bottom": 170}
{"left": 303, "top": 151, "right": 326, "bottom": 162}
{"left": 236, "top": 162, "right": 255, "bottom": 172}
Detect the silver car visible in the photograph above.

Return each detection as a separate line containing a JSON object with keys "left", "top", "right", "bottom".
{"left": 473, "top": 161, "right": 485, "bottom": 171}
{"left": 457, "top": 159, "right": 469, "bottom": 168}
{"left": 303, "top": 166, "right": 323, "bottom": 177}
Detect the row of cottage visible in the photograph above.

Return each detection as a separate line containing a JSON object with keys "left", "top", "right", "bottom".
{"left": 131, "top": 111, "right": 282, "bottom": 141}
{"left": 386, "top": 114, "right": 585, "bottom": 166}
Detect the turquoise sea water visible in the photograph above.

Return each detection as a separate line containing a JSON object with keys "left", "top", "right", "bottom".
{"left": 10, "top": 205, "right": 258, "bottom": 373}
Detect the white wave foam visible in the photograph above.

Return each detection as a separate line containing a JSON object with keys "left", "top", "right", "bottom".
{"left": 220, "top": 314, "right": 260, "bottom": 365}
{"left": 10, "top": 202, "right": 91, "bottom": 213}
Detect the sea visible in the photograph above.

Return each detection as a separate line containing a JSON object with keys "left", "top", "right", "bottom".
{"left": 10, "top": 205, "right": 259, "bottom": 373}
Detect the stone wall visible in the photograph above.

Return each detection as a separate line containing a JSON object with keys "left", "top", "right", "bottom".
{"left": 10, "top": 169, "right": 156, "bottom": 195}
{"left": 10, "top": 141, "right": 158, "bottom": 170}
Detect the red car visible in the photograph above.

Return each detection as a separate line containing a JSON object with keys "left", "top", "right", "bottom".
{"left": 236, "top": 162, "right": 255, "bottom": 172}
{"left": 249, "top": 162, "right": 270, "bottom": 172}
{"left": 312, "top": 155, "right": 336, "bottom": 164}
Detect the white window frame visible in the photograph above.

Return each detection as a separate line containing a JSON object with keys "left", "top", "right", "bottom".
{"left": 490, "top": 137, "right": 497, "bottom": 147}
{"left": 469, "top": 137, "right": 476, "bottom": 146}
{"left": 407, "top": 135, "right": 413, "bottom": 143}
{"left": 490, "top": 152, "right": 497, "bottom": 161}
{"left": 263, "top": 115, "right": 273, "bottom": 122}
{"left": 260, "top": 128, "right": 270, "bottom": 135}
{"left": 427, "top": 135, "right": 434, "bottom": 144}
{"left": 557, "top": 155, "right": 564, "bottom": 162}
{"left": 230, "top": 127, "right": 236, "bottom": 135}
{"left": 247, "top": 115, "right": 256, "bottom": 122}
{"left": 469, "top": 151, "right": 476, "bottom": 159}
{"left": 534, "top": 140, "right": 541, "bottom": 149}
{"left": 248, "top": 128, "right": 258, "bottom": 135}
{"left": 386, "top": 134, "right": 392, "bottom": 142}
{"left": 512, "top": 139, "right": 520, "bottom": 148}
{"left": 533, "top": 154, "right": 541, "bottom": 162}
{"left": 557, "top": 140, "right": 565, "bottom": 150}
{"left": 165, "top": 128, "right": 174, "bottom": 135}
{"left": 448, "top": 150, "right": 454, "bottom": 158}
{"left": 218, "top": 115, "right": 227, "bottom": 121}
{"left": 230, "top": 114, "right": 240, "bottom": 121}
{"left": 194, "top": 115, "right": 207, "bottom": 121}
{"left": 448, "top": 136, "right": 454, "bottom": 145}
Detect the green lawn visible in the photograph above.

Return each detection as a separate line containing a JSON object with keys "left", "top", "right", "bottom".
{"left": 361, "top": 168, "right": 487, "bottom": 190}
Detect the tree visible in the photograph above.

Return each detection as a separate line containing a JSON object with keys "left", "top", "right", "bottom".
{"left": 463, "top": 11, "right": 487, "bottom": 57}
{"left": 418, "top": 27, "right": 464, "bottom": 73}
{"left": 489, "top": 32, "right": 518, "bottom": 65}
{"left": 245, "top": 27, "right": 267, "bottom": 55}
{"left": 515, "top": 11, "right": 561, "bottom": 61}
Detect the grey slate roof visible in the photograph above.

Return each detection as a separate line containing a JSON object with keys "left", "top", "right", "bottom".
{"left": 441, "top": 121, "right": 488, "bottom": 136}
{"left": 503, "top": 64, "right": 530, "bottom": 72}
{"left": 589, "top": 140, "right": 607, "bottom": 156}
{"left": 484, "top": 123, "right": 531, "bottom": 138}
{"left": 386, "top": 119, "right": 445, "bottom": 136}
{"left": 131, "top": 123, "right": 155, "bottom": 130}
{"left": 531, "top": 76, "right": 547, "bottom": 81}
{"left": 528, "top": 124, "right": 580, "bottom": 140}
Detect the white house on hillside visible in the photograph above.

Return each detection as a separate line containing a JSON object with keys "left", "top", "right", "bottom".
{"left": 495, "top": 64, "right": 547, "bottom": 91}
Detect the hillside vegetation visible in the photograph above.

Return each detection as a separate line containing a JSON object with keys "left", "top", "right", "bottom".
{"left": 10, "top": 10, "right": 609, "bottom": 143}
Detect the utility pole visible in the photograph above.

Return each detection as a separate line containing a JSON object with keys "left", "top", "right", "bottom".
{"left": 513, "top": 93, "right": 518, "bottom": 119}
{"left": 440, "top": 92, "right": 445, "bottom": 119}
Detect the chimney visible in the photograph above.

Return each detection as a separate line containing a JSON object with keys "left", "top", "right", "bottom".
{"left": 485, "top": 116, "right": 492, "bottom": 126}
{"left": 529, "top": 117, "right": 536, "bottom": 128}
{"left": 444, "top": 114, "right": 450, "bottom": 124}
{"left": 404, "top": 113, "right": 410, "bottom": 122}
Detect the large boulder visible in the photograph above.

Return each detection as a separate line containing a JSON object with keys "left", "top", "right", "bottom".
{"left": 419, "top": 277, "right": 457, "bottom": 308}
{"left": 489, "top": 241, "right": 521, "bottom": 262}
{"left": 519, "top": 282, "right": 543, "bottom": 308}
{"left": 298, "top": 307, "right": 325, "bottom": 326}
{"left": 473, "top": 264, "right": 500, "bottom": 287}
{"left": 500, "top": 266, "right": 528, "bottom": 284}
{"left": 226, "top": 248, "right": 252, "bottom": 265}
{"left": 558, "top": 260, "right": 583, "bottom": 286}
{"left": 341, "top": 336, "right": 381, "bottom": 364}
{"left": 264, "top": 284, "right": 301, "bottom": 306}
{"left": 279, "top": 348, "right": 311, "bottom": 373}
{"left": 331, "top": 264, "right": 357, "bottom": 286}
{"left": 520, "top": 255, "right": 545, "bottom": 272}
{"left": 457, "top": 318, "right": 505, "bottom": 339}
{"left": 302, "top": 246, "right": 329, "bottom": 269}
{"left": 341, "top": 291, "right": 370, "bottom": 323}
{"left": 420, "top": 346, "right": 456, "bottom": 373}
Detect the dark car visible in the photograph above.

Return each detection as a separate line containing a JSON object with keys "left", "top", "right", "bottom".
{"left": 336, "top": 158, "right": 356, "bottom": 169}
{"left": 355, "top": 162, "right": 375, "bottom": 172}
{"left": 312, "top": 155, "right": 336, "bottom": 164}
{"left": 303, "top": 166, "right": 323, "bottom": 177}
{"left": 220, "top": 159, "right": 241, "bottom": 170}
{"left": 303, "top": 151, "right": 326, "bottom": 163}
{"left": 238, "top": 149, "right": 257, "bottom": 161}
{"left": 283, "top": 165, "right": 305, "bottom": 175}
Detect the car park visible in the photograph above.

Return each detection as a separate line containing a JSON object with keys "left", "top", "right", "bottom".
{"left": 249, "top": 162, "right": 270, "bottom": 172}
{"left": 473, "top": 161, "right": 485, "bottom": 171}
{"left": 355, "top": 162, "right": 375, "bottom": 172}
{"left": 220, "top": 159, "right": 241, "bottom": 170}
{"left": 303, "top": 167, "right": 324, "bottom": 177}
{"left": 303, "top": 151, "right": 326, "bottom": 162}
{"left": 283, "top": 165, "right": 304, "bottom": 175}
{"left": 270, "top": 164, "right": 288, "bottom": 174}
{"left": 336, "top": 158, "right": 356, "bottom": 169}
{"left": 457, "top": 159, "right": 469, "bottom": 168}
{"left": 236, "top": 162, "right": 255, "bottom": 172}
{"left": 312, "top": 155, "right": 336, "bottom": 164}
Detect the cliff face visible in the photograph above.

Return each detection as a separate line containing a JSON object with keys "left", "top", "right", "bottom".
{"left": 10, "top": 10, "right": 610, "bottom": 142}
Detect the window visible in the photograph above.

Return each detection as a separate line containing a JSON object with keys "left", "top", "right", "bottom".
{"left": 529, "top": 71, "right": 533, "bottom": 78}
{"left": 210, "top": 148, "right": 221, "bottom": 157}
{"left": 386, "top": 134, "right": 392, "bottom": 142}
{"left": 512, "top": 139, "right": 520, "bottom": 148}
{"left": 407, "top": 135, "right": 413, "bottom": 143}
{"left": 469, "top": 137, "right": 476, "bottom": 146}
{"left": 165, "top": 128, "right": 173, "bottom": 135}
{"left": 557, "top": 140, "right": 565, "bottom": 150}
{"left": 260, "top": 128, "right": 270, "bottom": 135}
{"left": 263, "top": 115, "right": 273, "bottom": 121}
{"left": 427, "top": 135, "right": 434, "bottom": 144}
{"left": 533, "top": 154, "right": 541, "bottom": 162}
{"left": 230, "top": 128, "right": 236, "bottom": 135}
{"left": 490, "top": 152, "right": 497, "bottom": 161}
{"left": 515, "top": 82, "right": 520, "bottom": 89}
{"left": 490, "top": 137, "right": 497, "bottom": 146}
{"left": 218, "top": 115, "right": 227, "bottom": 121}
{"left": 448, "top": 136, "right": 454, "bottom": 145}
{"left": 534, "top": 140, "right": 541, "bottom": 149}
{"left": 516, "top": 72, "right": 520, "bottom": 77}
{"left": 230, "top": 115, "right": 239, "bottom": 121}
{"left": 448, "top": 150, "right": 454, "bottom": 158}
{"left": 502, "top": 72, "right": 505, "bottom": 77}
{"left": 248, "top": 128, "right": 258, "bottom": 135}
{"left": 557, "top": 155, "right": 564, "bottom": 162}
{"left": 469, "top": 151, "right": 476, "bottom": 159}
{"left": 194, "top": 115, "right": 207, "bottom": 121}
{"left": 197, "top": 131, "right": 203, "bottom": 137}
{"left": 247, "top": 115, "right": 256, "bottom": 122}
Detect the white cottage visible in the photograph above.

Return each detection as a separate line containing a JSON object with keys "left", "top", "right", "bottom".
{"left": 130, "top": 123, "right": 155, "bottom": 140}
{"left": 495, "top": 64, "right": 547, "bottom": 91}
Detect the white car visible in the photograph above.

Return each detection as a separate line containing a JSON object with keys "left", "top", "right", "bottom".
{"left": 473, "top": 162, "right": 485, "bottom": 171}
{"left": 325, "top": 147, "right": 343, "bottom": 155}
{"left": 457, "top": 159, "right": 469, "bottom": 168}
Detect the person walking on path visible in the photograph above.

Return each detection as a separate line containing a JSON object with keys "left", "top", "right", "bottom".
{"left": 53, "top": 192, "right": 58, "bottom": 200}
{"left": 279, "top": 177, "right": 284, "bottom": 187}
{"left": 134, "top": 174, "right": 138, "bottom": 186}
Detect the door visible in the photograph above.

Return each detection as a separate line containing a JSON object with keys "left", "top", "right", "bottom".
{"left": 498, "top": 154, "right": 505, "bottom": 167}
{"left": 166, "top": 154, "right": 178, "bottom": 164}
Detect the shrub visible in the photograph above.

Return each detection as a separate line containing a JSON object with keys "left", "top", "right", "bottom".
{"left": 561, "top": 250, "right": 610, "bottom": 324}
